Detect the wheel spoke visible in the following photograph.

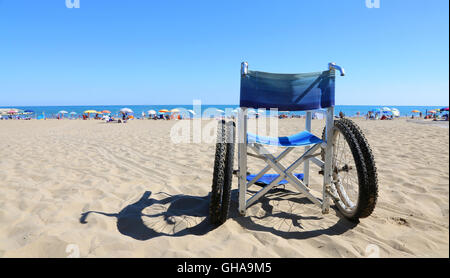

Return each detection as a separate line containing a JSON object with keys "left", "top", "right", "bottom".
{"left": 330, "top": 124, "right": 359, "bottom": 213}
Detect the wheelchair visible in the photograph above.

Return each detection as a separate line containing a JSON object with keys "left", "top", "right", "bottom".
{"left": 209, "top": 62, "right": 378, "bottom": 225}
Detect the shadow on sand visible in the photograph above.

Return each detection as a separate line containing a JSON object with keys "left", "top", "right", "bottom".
{"left": 80, "top": 191, "right": 212, "bottom": 240}
{"left": 233, "top": 188, "right": 358, "bottom": 239}
{"left": 80, "top": 188, "right": 357, "bottom": 241}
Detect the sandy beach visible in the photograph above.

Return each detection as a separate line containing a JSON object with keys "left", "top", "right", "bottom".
{"left": 0, "top": 118, "right": 448, "bottom": 258}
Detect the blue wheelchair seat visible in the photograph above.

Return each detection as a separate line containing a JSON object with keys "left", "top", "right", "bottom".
{"left": 247, "top": 130, "right": 322, "bottom": 147}
{"left": 246, "top": 173, "right": 304, "bottom": 186}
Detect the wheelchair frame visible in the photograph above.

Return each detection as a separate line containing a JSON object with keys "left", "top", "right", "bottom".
{"left": 236, "top": 62, "right": 345, "bottom": 216}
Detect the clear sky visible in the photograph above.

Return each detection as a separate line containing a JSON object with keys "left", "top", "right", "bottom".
{"left": 0, "top": 0, "right": 448, "bottom": 106}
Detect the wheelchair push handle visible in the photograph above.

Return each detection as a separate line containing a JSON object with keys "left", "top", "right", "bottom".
{"left": 241, "top": 62, "right": 248, "bottom": 76}
{"left": 328, "top": 62, "right": 345, "bottom": 76}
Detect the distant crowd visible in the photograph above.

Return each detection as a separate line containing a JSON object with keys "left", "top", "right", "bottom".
{"left": 2, "top": 110, "right": 448, "bottom": 122}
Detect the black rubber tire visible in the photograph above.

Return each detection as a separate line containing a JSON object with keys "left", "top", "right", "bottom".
{"left": 321, "top": 120, "right": 370, "bottom": 221}
{"left": 209, "top": 120, "right": 235, "bottom": 225}
{"left": 221, "top": 121, "right": 235, "bottom": 223}
{"left": 209, "top": 120, "right": 226, "bottom": 225}
{"left": 340, "top": 118, "right": 378, "bottom": 218}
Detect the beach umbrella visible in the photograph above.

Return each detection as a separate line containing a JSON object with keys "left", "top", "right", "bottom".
{"left": 58, "top": 110, "right": 69, "bottom": 114}
{"left": 120, "top": 108, "right": 133, "bottom": 114}
{"left": 186, "top": 110, "right": 197, "bottom": 119}
{"left": 159, "top": 109, "right": 170, "bottom": 113}
{"left": 411, "top": 110, "right": 420, "bottom": 113}
{"left": 6, "top": 108, "right": 19, "bottom": 114}
{"left": 215, "top": 109, "right": 225, "bottom": 113}
{"left": 24, "top": 109, "right": 34, "bottom": 114}
{"left": 391, "top": 108, "right": 400, "bottom": 117}
{"left": 171, "top": 108, "right": 180, "bottom": 113}
{"left": 148, "top": 110, "right": 157, "bottom": 114}
{"left": 84, "top": 110, "right": 97, "bottom": 114}
{"left": 69, "top": 112, "right": 77, "bottom": 115}
{"left": 428, "top": 110, "right": 437, "bottom": 114}
{"left": 381, "top": 107, "right": 391, "bottom": 115}
{"left": 101, "top": 110, "right": 111, "bottom": 114}
{"left": 441, "top": 107, "right": 449, "bottom": 111}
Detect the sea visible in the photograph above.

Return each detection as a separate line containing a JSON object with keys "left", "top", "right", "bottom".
{"left": 0, "top": 105, "right": 446, "bottom": 119}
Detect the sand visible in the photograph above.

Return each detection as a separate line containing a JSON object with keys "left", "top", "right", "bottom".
{"left": 0, "top": 118, "right": 448, "bottom": 258}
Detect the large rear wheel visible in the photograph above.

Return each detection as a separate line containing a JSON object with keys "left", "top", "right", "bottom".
{"left": 209, "top": 120, "right": 235, "bottom": 225}
{"left": 322, "top": 120, "right": 372, "bottom": 221}
{"left": 340, "top": 118, "right": 378, "bottom": 218}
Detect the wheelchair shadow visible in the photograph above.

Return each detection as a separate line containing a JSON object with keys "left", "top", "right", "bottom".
{"left": 80, "top": 188, "right": 356, "bottom": 241}
{"left": 232, "top": 187, "right": 358, "bottom": 239}
{"left": 80, "top": 191, "right": 213, "bottom": 241}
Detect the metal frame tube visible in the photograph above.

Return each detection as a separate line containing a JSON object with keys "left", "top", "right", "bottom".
{"left": 310, "top": 156, "right": 325, "bottom": 168}
{"left": 284, "top": 143, "right": 322, "bottom": 173}
{"left": 246, "top": 174, "right": 285, "bottom": 208}
{"left": 238, "top": 107, "right": 248, "bottom": 215}
{"left": 251, "top": 144, "right": 323, "bottom": 204}
{"left": 304, "top": 111, "right": 312, "bottom": 186}
{"left": 255, "top": 144, "right": 322, "bottom": 207}
{"left": 322, "top": 106, "right": 334, "bottom": 213}
{"left": 246, "top": 147, "right": 294, "bottom": 188}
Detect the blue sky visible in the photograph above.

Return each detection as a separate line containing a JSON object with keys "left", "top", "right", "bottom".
{"left": 0, "top": 0, "right": 448, "bottom": 106}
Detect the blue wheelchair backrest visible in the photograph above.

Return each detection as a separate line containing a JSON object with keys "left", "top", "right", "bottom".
{"left": 240, "top": 70, "right": 335, "bottom": 111}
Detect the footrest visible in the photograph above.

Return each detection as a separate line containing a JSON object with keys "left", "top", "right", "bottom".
{"left": 246, "top": 173, "right": 304, "bottom": 186}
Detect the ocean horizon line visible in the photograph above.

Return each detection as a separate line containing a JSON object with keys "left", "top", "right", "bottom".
{"left": 0, "top": 104, "right": 448, "bottom": 108}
